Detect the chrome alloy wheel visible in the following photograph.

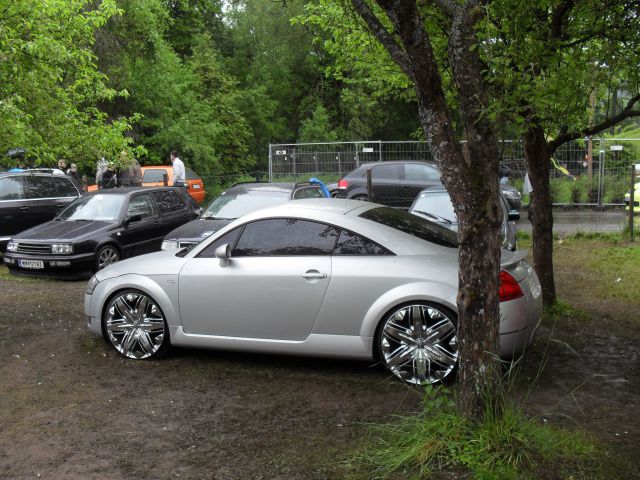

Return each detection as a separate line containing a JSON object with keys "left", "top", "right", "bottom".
{"left": 104, "top": 291, "right": 167, "bottom": 359}
{"left": 379, "top": 304, "right": 458, "bottom": 385}
{"left": 97, "top": 246, "right": 120, "bottom": 270}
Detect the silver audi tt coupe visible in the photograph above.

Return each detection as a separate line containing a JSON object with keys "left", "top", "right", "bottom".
{"left": 84, "top": 198, "right": 542, "bottom": 385}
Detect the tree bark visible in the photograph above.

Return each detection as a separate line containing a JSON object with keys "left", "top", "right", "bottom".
{"left": 524, "top": 126, "right": 556, "bottom": 305}
{"left": 352, "top": 0, "right": 503, "bottom": 420}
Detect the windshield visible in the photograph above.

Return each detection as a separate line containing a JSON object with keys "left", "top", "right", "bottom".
{"left": 411, "top": 192, "right": 456, "bottom": 222}
{"left": 359, "top": 206, "right": 458, "bottom": 248}
{"left": 201, "top": 190, "right": 290, "bottom": 219}
{"left": 58, "top": 194, "right": 125, "bottom": 222}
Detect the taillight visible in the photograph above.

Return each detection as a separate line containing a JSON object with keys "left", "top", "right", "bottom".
{"left": 499, "top": 270, "right": 524, "bottom": 302}
{"left": 338, "top": 179, "right": 348, "bottom": 189}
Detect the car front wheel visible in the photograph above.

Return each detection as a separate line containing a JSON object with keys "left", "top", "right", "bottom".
{"left": 377, "top": 302, "right": 458, "bottom": 385}
{"left": 103, "top": 290, "right": 170, "bottom": 359}
{"left": 95, "top": 245, "right": 120, "bottom": 271}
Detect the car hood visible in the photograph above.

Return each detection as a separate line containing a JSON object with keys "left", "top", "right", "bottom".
{"left": 165, "top": 218, "right": 232, "bottom": 241}
{"left": 12, "top": 219, "right": 112, "bottom": 241}
{"left": 96, "top": 250, "right": 187, "bottom": 281}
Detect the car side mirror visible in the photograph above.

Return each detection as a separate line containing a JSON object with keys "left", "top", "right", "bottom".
{"left": 508, "top": 211, "right": 520, "bottom": 221}
{"left": 214, "top": 243, "right": 232, "bottom": 267}
{"left": 125, "top": 213, "right": 143, "bottom": 224}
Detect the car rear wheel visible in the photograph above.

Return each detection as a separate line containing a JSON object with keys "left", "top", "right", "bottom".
{"left": 103, "top": 290, "right": 170, "bottom": 359}
{"left": 95, "top": 245, "right": 120, "bottom": 271}
{"left": 377, "top": 302, "right": 458, "bottom": 385}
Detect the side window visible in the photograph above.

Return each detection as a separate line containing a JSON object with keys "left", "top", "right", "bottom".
{"left": 25, "top": 176, "right": 57, "bottom": 199}
{"left": 153, "top": 190, "right": 185, "bottom": 214}
{"left": 127, "top": 194, "right": 155, "bottom": 219}
{"left": 197, "top": 227, "right": 243, "bottom": 258}
{"left": 293, "top": 187, "right": 324, "bottom": 199}
{"left": 405, "top": 164, "right": 440, "bottom": 182}
{"left": 185, "top": 167, "right": 199, "bottom": 180}
{"left": 51, "top": 177, "right": 79, "bottom": 197}
{"left": 233, "top": 219, "right": 340, "bottom": 256}
{"left": 371, "top": 164, "right": 402, "bottom": 180}
{"left": 334, "top": 230, "right": 392, "bottom": 256}
{"left": 142, "top": 169, "right": 169, "bottom": 183}
{"left": 0, "top": 177, "right": 25, "bottom": 200}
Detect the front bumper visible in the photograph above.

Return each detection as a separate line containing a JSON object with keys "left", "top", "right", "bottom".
{"left": 4, "top": 251, "right": 95, "bottom": 278}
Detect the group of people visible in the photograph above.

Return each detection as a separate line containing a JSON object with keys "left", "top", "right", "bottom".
{"left": 96, "top": 150, "right": 185, "bottom": 189}
{"left": 95, "top": 152, "right": 143, "bottom": 189}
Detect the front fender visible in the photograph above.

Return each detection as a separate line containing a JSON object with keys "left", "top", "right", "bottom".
{"left": 89, "top": 273, "right": 181, "bottom": 333}
{"left": 359, "top": 281, "right": 458, "bottom": 338}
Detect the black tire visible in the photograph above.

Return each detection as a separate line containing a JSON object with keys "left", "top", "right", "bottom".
{"left": 375, "top": 301, "right": 458, "bottom": 385}
{"left": 95, "top": 244, "right": 120, "bottom": 272}
{"left": 102, "top": 289, "right": 171, "bottom": 360}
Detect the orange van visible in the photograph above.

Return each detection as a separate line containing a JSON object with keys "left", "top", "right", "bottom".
{"left": 140, "top": 166, "right": 206, "bottom": 204}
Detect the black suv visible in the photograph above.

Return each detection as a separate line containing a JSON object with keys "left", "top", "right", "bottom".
{"left": 335, "top": 161, "right": 441, "bottom": 209}
{"left": 0, "top": 171, "right": 83, "bottom": 252}
{"left": 161, "top": 181, "right": 328, "bottom": 251}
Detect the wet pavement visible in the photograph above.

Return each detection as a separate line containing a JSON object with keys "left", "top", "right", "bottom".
{"left": 516, "top": 207, "right": 631, "bottom": 235}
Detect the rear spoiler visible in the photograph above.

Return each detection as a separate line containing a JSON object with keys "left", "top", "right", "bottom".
{"left": 500, "top": 249, "right": 528, "bottom": 269}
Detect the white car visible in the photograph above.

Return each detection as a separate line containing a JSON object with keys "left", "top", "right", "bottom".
{"left": 84, "top": 199, "right": 542, "bottom": 385}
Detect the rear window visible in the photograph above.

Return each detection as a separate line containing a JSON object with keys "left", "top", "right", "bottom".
{"left": 185, "top": 168, "right": 199, "bottom": 180}
{"left": 359, "top": 206, "right": 458, "bottom": 248}
{"left": 142, "top": 169, "right": 169, "bottom": 183}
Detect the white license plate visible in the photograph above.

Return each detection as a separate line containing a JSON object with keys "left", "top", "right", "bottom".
{"left": 18, "top": 259, "right": 44, "bottom": 269}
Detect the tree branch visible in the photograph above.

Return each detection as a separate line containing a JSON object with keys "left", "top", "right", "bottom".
{"left": 349, "top": 0, "right": 414, "bottom": 80}
{"left": 432, "top": 0, "right": 459, "bottom": 18}
{"left": 549, "top": 93, "right": 640, "bottom": 150}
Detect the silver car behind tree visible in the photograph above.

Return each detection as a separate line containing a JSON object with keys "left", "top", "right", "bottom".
{"left": 84, "top": 199, "right": 542, "bottom": 385}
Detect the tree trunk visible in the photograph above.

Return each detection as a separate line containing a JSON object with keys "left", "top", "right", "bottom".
{"left": 524, "top": 126, "right": 557, "bottom": 305}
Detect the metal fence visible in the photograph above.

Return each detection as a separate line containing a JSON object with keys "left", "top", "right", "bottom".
{"left": 269, "top": 139, "right": 640, "bottom": 206}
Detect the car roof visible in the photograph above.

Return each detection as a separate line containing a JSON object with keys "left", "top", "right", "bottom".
{"left": 189, "top": 198, "right": 455, "bottom": 258}
{"left": 225, "top": 182, "right": 322, "bottom": 194}
{"left": 83, "top": 186, "right": 181, "bottom": 196}
{"left": 356, "top": 160, "right": 438, "bottom": 168}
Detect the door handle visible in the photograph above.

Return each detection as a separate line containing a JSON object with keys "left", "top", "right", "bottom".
{"left": 19, "top": 206, "right": 29, "bottom": 211}
{"left": 302, "top": 271, "right": 327, "bottom": 280}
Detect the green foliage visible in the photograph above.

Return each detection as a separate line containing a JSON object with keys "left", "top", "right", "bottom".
{"left": 347, "top": 386, "right": 596, "bottom": 480}
{"left": 0, "top": 0, "right": 137, "bottom": 167}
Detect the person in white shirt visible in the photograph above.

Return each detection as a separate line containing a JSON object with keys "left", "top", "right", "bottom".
{"left": 170, "top": 150, "right": 186, "bottom": 187}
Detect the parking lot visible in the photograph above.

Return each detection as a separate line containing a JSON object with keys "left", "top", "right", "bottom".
{"left": 1, "top": 240, "right": 639, "bottom": 479}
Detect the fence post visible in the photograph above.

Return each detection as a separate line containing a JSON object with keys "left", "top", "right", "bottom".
{"left": 630, "top": 164, "right": 635, "bottom": 241}
{"left": 597, "top": 148, "right": 605, "bottom": 207}
{"left": 268, "top": 143, "right": 273, "bottom": 182}
{"left": 379, "top": 140, "right": 383, "bottom": 162}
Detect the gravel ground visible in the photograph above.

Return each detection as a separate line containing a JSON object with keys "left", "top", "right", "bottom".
{"left": 0, "top": 263, "right": 638, "bottom": 479}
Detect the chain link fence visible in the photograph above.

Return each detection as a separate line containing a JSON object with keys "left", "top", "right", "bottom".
{"left": 268, "top": 139, "right": 640, "bottom": 207}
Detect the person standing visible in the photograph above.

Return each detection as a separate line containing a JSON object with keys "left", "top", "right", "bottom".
{"left": 170, "top": 150, "right": 185, "bottom": 188}
{"left": 67, "top": 163, "right": 78, "bottom": 178}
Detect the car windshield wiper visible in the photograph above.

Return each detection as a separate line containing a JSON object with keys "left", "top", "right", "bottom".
{"left": 412, "top": 210, "right": 453, "bottom": 224}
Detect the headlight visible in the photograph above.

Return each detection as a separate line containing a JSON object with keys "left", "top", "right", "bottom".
{"left": 52, "top": 244, "right": 74, "bottom": 254}
{"left": 161, "top": 239, "right": 178, "bottom": 251}
{"left": 6, "top": 241, "right": 18, "bottom": 252}
{"left": 85, "top": 274, "right": 101, "bottom": 295}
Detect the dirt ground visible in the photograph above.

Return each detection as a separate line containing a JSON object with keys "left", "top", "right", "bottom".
{"left": 0, "top": 257, "right": 638, "bottom": 479}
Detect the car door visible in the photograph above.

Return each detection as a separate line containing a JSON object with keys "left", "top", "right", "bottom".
{"left": 178, "top": 218, "right": 339, "bottom": 340}
{"left": 152, "top": 189, "right": 192, "bottom": 235}
{"left": 369, "top": 163, "right": 403, "bottom": 206}
{"left": 0, "top": 176, "right": 28, "bottom": 241}
{"left": 119, "top": 192, "right": 161, "bottom": 257}
{"left": 402, "top": 163, "right": 441, "bottom": 209}
{"left": 50, "top": 176, "right": 81, "bottom": 213}
{"left": 23, "top": 175, "right": 61, "bottom": 228}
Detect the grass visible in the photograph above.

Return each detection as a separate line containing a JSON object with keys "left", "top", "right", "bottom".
{"left": 344, "top": 386, "right": 597, "bottom": 480}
